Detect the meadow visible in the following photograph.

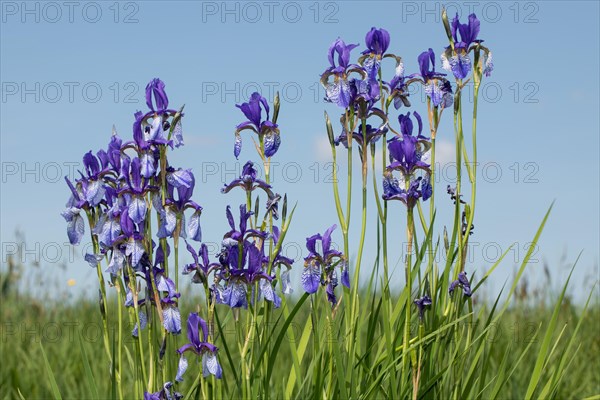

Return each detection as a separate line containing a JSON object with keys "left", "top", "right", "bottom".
{"left": 2, "top": 9, "right": 600, "bottom": 400}
{"left": 1, "top": 263, "right": 599, "bottom": 399}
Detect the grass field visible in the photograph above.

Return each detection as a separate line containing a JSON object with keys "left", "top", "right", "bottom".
{"left": 1, "top": 261, "right": 599, "bottom": 399}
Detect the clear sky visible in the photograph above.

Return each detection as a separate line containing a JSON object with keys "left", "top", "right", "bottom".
{"left": 1, "top": 1, "right": 599, "bottom": 302}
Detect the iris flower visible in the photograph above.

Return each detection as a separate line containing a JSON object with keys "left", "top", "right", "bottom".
{"left": 221, "top": 161, "right": 274, "bottom": 199}
{"left": 320, "top": 38, "right": 362, "bottom": 108}
{"left": 449, "top": 271, "right": 472, "bottom": 297}
{"left": 383, "top": 112, "right": 432, "bottom": 208}
{"left": 154, "top": 168, "right": 202, "bottom": 241}
{"left": 441, "top": 13, "right": 494, "bottom": 79}
{"left": 235, "top": 92, "right": 280, "bottom": 159}
{"left": 302, "top": 225, "right": 348, "bottom": 306}
{"left": 414, "top": 295, "right": 432, "bottom": 320}
{"left": 417, "top": 49, "right": 453, "bottom": 108}
{"left": 176, "top": 313, "right": 222, "bottom": 381}
{"left": 360, "top": 27, "right": 390, "bottom": 83}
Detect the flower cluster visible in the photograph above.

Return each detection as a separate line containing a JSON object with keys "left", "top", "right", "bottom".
{"left": 383, "top": 112, "right": 432, "bottom": 208}
{"left": 61, "top": 78, "right": 222, "bottom": 388}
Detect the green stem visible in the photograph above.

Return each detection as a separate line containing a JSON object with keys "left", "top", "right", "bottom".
{"left": 85, "top": 211, "right": 112, "bottom": 365}
{"left": 402, "top": 207, "right": 415, "bottom": 384}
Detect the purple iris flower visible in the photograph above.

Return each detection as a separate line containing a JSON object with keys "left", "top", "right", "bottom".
{"left": 302, "top": 225, "right": 348, "bottom": 306}
{"left": 387, "top": 61, "right": 413, "bottom": 109}
{"left": 382, "top": 173, "right": 428, "bottom": 209}
{"left": 387, "top": 112, "right": 431, "bottom": 176}
{"left": 216, "top": 240, "right": 280, "bottom": 309}
{"left": 363, "top": 27, "right": 390, "bottom": 56}
{"left": 221, "top": 161, "right": 274, "bottom": 199}
{"left": 335, "top": 123, "right": 388, "bottom": 151}
{"left": 176, "top": 313, "right": 222, "bottom": 381}
{"left": 155, "top": 168, "right": 202, "bottom": 241}
{"left": 235, "top": 92, "right": 280, "bottom": 159}
{"left": 183, "top": 241, "right": 220, "bottom": 285}
{"left": 348, "top": 77, "right": 380, "bottom": 109}
{"left": 417, "top": 49, "right": 453, "bottom": 108}
{"left": 361, "top": 27, "right": 390, "bottom": 80}
{"left": 414, "top": 295, "right": 432, "bottom": 320}
{"left": 117, "top": 208, "right": 146, "bottom": 268}
{"left": 129, "top": 79, "right": 184, "bottom": 152}
{"left": 62, "top": 149, "right": 114, "bottom": 239}
{"left": 271, "top": 225, "right": 294, "bottom": 295}
{"left": 449, "top": 271, "right": 472, "bottom": 297}
{"left": 92, "top": 187, "right": 124, "bottom": 248}
{"left": 229, "top": 243, "right": 281, "bottom": 308}
{"left": 383, "top": 112, "right": 432, "bottom": 208}
{"left": 146, "top": 78, "right": 169, "bottom": 113}
{"left": 144, "top": 382, "right": 182, "bottom": 400}
{"left": 321, "top": 38, "right": 361, "bottom": 108}
{"left": 441, "top": 13, "right": 482, "bottom": 79}
{"left": 155, "top": 269, "right": 182, "bottom": 334}
{"left": 119, "top": 157, "right": 157, "bottom": 225}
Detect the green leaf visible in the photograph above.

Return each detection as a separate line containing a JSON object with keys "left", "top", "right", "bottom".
{"left": 39, "top": 342, "right": 63, "bottom": 400}
{"left": 78, "top": 332, "right": 99, "bottom": 399}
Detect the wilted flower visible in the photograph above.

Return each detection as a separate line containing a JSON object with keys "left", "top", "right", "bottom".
{"left": 144, "top": 382, "right": 182, "bottom": 400}
{"left": 449, "top": 271, "right": 472, "bottom": 297}
{"left": 414, "top": 295, "right": 432, "bottom": 320}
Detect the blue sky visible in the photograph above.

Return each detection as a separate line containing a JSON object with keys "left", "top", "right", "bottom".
{"left": 1, "top": 1, "right": 598, "bottom": 301}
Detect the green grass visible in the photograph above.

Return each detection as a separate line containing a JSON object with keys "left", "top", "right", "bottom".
{"left": 1, "top": 276, "right": 598, "bottom": 399}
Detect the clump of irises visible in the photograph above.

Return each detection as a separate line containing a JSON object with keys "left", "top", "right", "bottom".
{"left": 318, "top": 9, "right": 493, "bottom": 394}
{"left": 62, "top": 8, "right": 495, "bottom": 398}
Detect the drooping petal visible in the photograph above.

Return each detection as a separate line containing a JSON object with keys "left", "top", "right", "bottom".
{"left": 167, "top": 169, "right": 193, "bottom": 188}
{"left": 126, "top": 238, "right": 145, "bottom": 267}
{"left": 163, "top": 305, "right": 182, "bottom": 334}
{"left": 341, "top": 264, "right": 350, "bottom": 289}
{"left": 449, "top": 53, "right": 472, "bottom": 80}
{"left": 84, "top": 253, "right": 103, "bottom": 268}
{"left": 187, "top": 210, "right": 202, "bottom": 242}
{"left": 132, "top": 310, "right": 147, "bottom": 337}
{"left": 98, "top": 218, "right": 121, "bottom": 247}
{"left": 106, "top": 248, "right": 125, "bottom": 275}
{"left": 263, "top": 131, "right": 281, "bottom": 158}
{"left": 202, "top": 352, "right": 222, "bottom": 379}
{"left": 157, "top": 206, "right": 177, "bottom": 239}
{"left": 172, "top": 120, "right": 184, "bottom": 148}
{"left": 84, "top": 180, "right": 106, "bottom": 207}
{"left": 66, "top": 212, "right": 85, "bottom": 245}
{"left": 128, "top": 196, "right": 147, "bottom": 225}
{"left": 260, "top": 279, "right": 281, "bottom": 308}
{"left": 175, "top": 356, "right": 188, "bottom": 382}
{"left": 234, "top": 133, "right": 242, "bottom": 159}
{"left": 140, "top": 152, "right": 156, "bottom": 178}
{"left": 301, "top": 265, "right": 321, "bottom": 294}
{"left": 281, "top": 269, "right": 293, "bottom": 295}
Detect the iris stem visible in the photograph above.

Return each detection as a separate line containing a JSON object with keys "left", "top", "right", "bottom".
{"left": 85, "top": 211, "right": 112, "bottom": 366}
{"left": 402, "top": 207, "right": 414, "bottom": 385}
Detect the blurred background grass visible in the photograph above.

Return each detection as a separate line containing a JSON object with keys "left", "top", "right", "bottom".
{"left": 1, "top": 240, "right": 599, "bottom": 399}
